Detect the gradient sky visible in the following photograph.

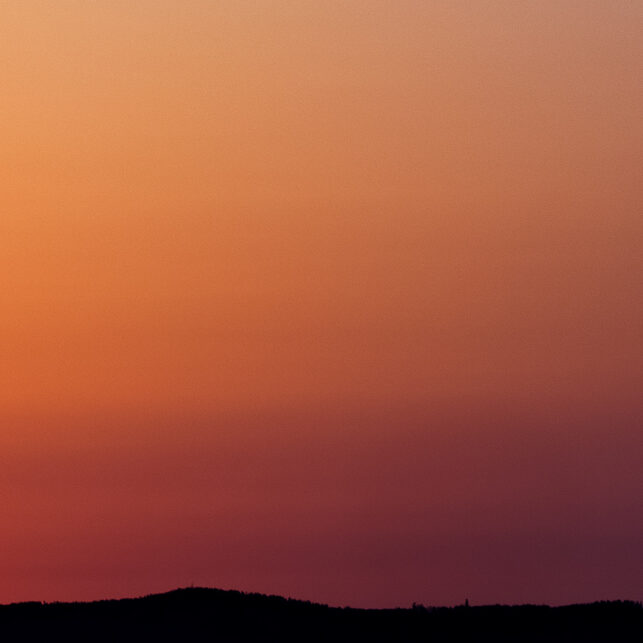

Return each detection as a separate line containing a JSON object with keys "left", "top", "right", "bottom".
{"left": 1, "top": 1, "right": 642, "bottom": 607}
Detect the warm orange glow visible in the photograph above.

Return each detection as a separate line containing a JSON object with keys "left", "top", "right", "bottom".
{"left": 1, "top": 1, "right": 641, "bottom": 607}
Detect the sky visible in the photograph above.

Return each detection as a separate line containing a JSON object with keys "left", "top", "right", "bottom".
{"left": 1, "top": 1, "right": 641, "bottom": 607}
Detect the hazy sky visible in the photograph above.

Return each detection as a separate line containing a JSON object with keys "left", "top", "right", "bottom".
{"left": 1, "top": 1, "right": 641, "bottom": 607}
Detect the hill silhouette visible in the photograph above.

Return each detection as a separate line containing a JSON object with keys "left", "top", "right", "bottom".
{"left": 0, "top": 587, "right": 640, "bottom": 642}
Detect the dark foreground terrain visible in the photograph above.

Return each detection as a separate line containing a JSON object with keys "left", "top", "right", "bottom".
{"left": 0, "top": 587, "right": 640, "bottom": 642}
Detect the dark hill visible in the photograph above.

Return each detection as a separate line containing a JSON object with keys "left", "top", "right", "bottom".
{"left": 0, "top": 587, "right": 640, "bottom": 642}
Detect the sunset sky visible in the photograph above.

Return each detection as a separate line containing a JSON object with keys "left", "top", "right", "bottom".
{"left": 1, "top": 1, "right": 641, "bottom": 607}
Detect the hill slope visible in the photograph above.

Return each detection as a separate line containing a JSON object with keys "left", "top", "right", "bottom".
{"left": 0, "top": 587, "right": 640, "bottom": 642}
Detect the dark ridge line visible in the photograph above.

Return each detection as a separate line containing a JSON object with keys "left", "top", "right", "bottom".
{"left": 1, "top": 586, "right": 641, "bottom": 611}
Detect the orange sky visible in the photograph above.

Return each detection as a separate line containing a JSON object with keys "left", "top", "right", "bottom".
{"left": 1, "top": 1, "right": 642, "bottom": 607}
